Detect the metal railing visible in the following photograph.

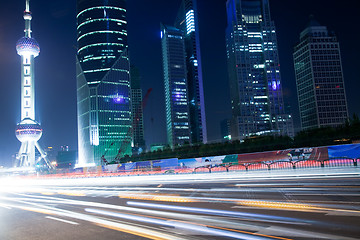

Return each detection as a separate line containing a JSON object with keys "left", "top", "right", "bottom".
{"left": 30, "top": 157, "right": 359, "bottom": 179}
{"left": 193, "top": 157, "right": 359, "bottom": 173}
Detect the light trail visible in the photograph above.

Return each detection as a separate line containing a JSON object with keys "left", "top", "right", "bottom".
{"left": 1, "top": 168, "right": 359, "bottom": 239}
{"left": 0, "top": 193, "right": 286, "bottom": 233}
{"left": 4, "top": 180, "right": 360, "bottom": 215}
{"left": 0, "top": 198, "right": 185, "bottom": 240}
{"left": 0, "top": 193, "right": 309, "bottom": 224}
{"left": 3, "top": 194, "right": 291, "bottom": 239}
{"left": 126, "top": 201, "right": 305, "bottom": 224}
{"left": 1, "top": 167, "right": 359, "bottom": 188}
{"left": 45, "top": 216, "right": 79, "bottom": 225}
{"left": 0, "top": 203, "right": 12, "bottom": 209}
{"left": 7, "top": 182, "right": 360, "bottom": 219}
{"left": 85, "top": 208, "right": 276, "bottom": 240}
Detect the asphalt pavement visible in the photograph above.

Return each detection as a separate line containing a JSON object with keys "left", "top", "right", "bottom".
{"left": 0, "top": 167, "right": 359, "bottom": 240}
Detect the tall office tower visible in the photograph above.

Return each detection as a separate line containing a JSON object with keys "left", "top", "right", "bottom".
{"left": 130, "top": 66, "right": 145, "bottom": 152}
{"left": 175, "top": 0, "right": 207, "bottom": 144}
{"left": 15, "top": 0, "right": 49, "bottom": 168}
{"left": 161, "top": 23, "right": 191, "bottom": 147}
{"left": 76, "top": 0, "right": 132, "bottom": 166}
{"left": 225, "top": 0, "right": 293, "bottom": 140}
{"left": 293, "top": 18, "right": 349, "bottom": 130}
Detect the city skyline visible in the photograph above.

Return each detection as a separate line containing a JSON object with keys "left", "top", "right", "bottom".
{"left": 0, "top": 0, "right": 359, "bottom": 166}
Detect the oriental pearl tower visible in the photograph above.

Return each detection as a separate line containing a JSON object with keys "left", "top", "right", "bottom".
{"left": 15, "top": 0, "right": 49, "bottom": 168}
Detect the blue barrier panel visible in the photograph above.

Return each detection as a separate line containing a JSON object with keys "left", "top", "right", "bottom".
{"left": 328, "top": 143, "right": 360, "bottom": 159}
{"left": 102, "top": 164, "right": 121, "bottom": 173}
{"left": 118, "top": 164, "right": 125, "bottom": 171}
{"left": 178, "top": 158, "right": 198, "bottom": 168}
{"left": 72, "top": 167, "right": 83, "bottom": 173}
{"left": 125, "top": 162, "right": 136, "bottom": 171}
{"left": 152, "top": 158, "right": 178, "bottom": 170}
{"left": 136, "top": 161, "right": 151, "bottom": 171}
{"left": 179, "top": 156, "right": 224, "bottom": 169}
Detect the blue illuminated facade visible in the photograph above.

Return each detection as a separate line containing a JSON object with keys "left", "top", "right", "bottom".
{"left": 76, "top": 0, "right": 132, "bottom": 166}
{"left": 226, "top": 0, "right": 293, "bottom": 139}
{"left": 175, "top": 0, "right": 207, "bottom": 144}
{"left": 161, "top": 24, "right": 191, "bottom": 147}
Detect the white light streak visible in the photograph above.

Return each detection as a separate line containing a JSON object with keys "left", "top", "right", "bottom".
{"left": 85, "top": 208, "right": 269, "bottom": 240}
{"left": 126, "top": 201, "right": 298, "bottom": 222}
{"left": 45, "top": 216, "right": 79, "bottom": 225}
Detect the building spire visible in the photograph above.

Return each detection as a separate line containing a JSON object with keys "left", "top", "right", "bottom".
{"left": 24, "top": 0, "right": 32, "bottom": 38}
{"left": 25, "top": 0, "right": 30, "bottom": 12}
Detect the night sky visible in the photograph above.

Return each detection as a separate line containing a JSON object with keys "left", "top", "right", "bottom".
{"left": 0, "top": 0, "right": 358, "bottom": 167}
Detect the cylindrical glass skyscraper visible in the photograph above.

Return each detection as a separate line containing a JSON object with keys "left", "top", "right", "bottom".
{"left": 77, "top": 0, "right": 128, "bottom": 83}
{"left": 76, "top": 0, "right": 132, "bottom": 166}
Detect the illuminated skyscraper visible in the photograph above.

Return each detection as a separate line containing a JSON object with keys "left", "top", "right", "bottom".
{"left": 76, "top": 0, "right": 132, "bottom": 166}
{"left": 294, "top": 18, "right": 349, "bottom": 130}
{"left": 226, "top": 0, "right": 293, "bottom": 139}
{"left": 161, "top": 23, "right": 191, "bottom": 147}
{"left": 15, "top": 0, "right": 49, "bottom": 168}
{"left": 175, "top": 0, "right": 207, "bottom": 144}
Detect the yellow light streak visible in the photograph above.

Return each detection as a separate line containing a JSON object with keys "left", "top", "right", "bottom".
{"left": 212, "top": 225, "right": 293, "bottom": 240}
{"left": 20, "top": 206, "right": 54, "bottom": 215}
{"left": 236, "top": 200, "right": 360, "bottom": 214}
{"left": 95, "top": 223, "right": 170, "bottom": 240}
{"left": 57, "top": 191, "right": 86, "bottom": 197}
{"left": 118, "top": 193, "right": 196, "bottom": 203}
{"left": 41, "top": 192, "right": 55, "bottom": 195}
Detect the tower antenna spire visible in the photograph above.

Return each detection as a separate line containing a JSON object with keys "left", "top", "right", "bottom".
{"left": 25, "top": 0, "right": 30, "bottom": 12}
{"left": 24, "top": 0, "right": 32, "bottom": 38}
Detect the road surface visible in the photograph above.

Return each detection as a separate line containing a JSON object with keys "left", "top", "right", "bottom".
{"left": 1, "top": 168, "right": 359, "bottom": 239}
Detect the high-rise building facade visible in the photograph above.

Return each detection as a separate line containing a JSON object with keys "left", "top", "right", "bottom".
{"left": 226, "top": 0, "right": 293, "bottom": 139}
{"left": 175, "top": 0, "right": 207, "bottom": 144}
{"left": 130, "top": 66, "right": 145, "bottom": 152}
{"left": 161, "top": 23, "right": 191, "bottom": 147}
{"left": 76, "top": 0, "right": 132, "bottom": 166}
{"left": 293, "top": 19, "right": 349, "bottom": 130}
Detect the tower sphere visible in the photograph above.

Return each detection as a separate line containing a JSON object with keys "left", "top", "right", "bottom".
{"left": 24, "top": 12, "right": 32, "bottom": 20}
{"left": 15, "top": 119, "right": 43, "bottom": 143}
{"left": 16, "top": 37, "right": 40, "bottom": 57}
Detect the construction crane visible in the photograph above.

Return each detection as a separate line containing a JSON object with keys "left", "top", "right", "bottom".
{"left": 101, "top": 88, "right": 153, "bottom": 165}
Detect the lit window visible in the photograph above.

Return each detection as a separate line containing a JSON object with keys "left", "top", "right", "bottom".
{"left": 186, "top": 10, "right": 195, "bottom": 34}
{"left": 24, "top": 66, "right": 30, "bottom": 75}
{"left": 24, "top": 77, "right": 31, "bottom": 86}
{"left": 23, "top": 56, "right": 30, "bottom": 64}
